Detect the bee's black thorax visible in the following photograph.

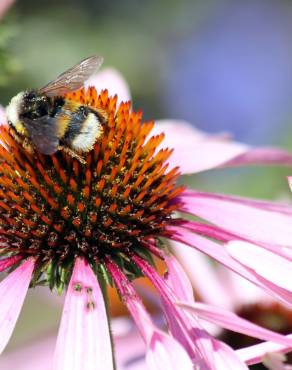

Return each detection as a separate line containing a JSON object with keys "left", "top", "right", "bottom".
{"left": 20, "top": 90, "right": 65, "bottom": 120}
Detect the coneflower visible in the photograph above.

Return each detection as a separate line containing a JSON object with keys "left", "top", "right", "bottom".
{"left": 1, "top": 82, "right": 292, "bottom": 369}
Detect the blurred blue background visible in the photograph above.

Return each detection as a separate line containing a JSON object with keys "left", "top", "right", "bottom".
{"left": 163, "top": 0, "right": 292, "bottom": 145}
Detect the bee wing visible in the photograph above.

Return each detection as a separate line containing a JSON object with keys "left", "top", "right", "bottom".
{"left": 39, "top": 55, "right": 104, "bottom": 97}
{"left": 22, "top": 116, "right": 60, "bottom": 155}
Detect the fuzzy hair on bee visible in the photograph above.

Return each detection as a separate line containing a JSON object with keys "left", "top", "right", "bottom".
{"left": 6, "top": 56, "right": 105, "bottom": 163}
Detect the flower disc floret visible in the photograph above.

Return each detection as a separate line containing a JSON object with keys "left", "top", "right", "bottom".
{"left": 0, "top": 88, "right": 184, "bottom": 289}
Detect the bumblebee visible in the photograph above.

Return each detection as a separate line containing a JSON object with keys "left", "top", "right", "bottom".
{"left": 6, "top": 56, "right": 105, "bottom": 163}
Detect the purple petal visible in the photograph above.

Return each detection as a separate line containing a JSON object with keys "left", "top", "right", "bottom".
{"left": 162, "top": 127, "right": 248, "bottom": 175}
{"left": 211, "top": 340, "right": 248, "bottom": 370}
{"left": 133, "top": 254, "right": 249, "bottom": 369}
{"left": 146, "top": 331, "right": 193, "bottom": 370}
{"left": 179, "top": 218, "right": 292, "bottom": 262}
{"left": 168, "top": 226, "right": 262, "bottom": 283}
{"left": 152, "top": 120, "right": 222, "bottom": 146}
{"left": 171, "top": 239, "right": 234, "bottom": 309}
{"left": 173, "top": 235, "right": 272, "bottom": 310}
{"left": 177, "top": 220, "right": 239, "bottom": 243}
{"left": 178, "top": 301, "right": 292, "bottom": 347}
{"left": 164, "top": 252, "right": 223, "bottom": 335}
{"left": 236, "top": 334, "right": 292, "bottom": 366}
{"left": 0, "top": 255, "right": 22, "bottom": 273}
{"left": 216, "top": 265, "right": 271, "bottom": 308}
{"left": 168, "top": 226, "right": 292, "bottom": 305}
{"left": 179, "top": 190, "right": 292, "bottom": 247}
{"left": 0, "top": 258, "right": 34, "bottom": 354}
{"left": 106, "top": 258, "right": 193, "bottom": 369}
{"left": 223, "top": 148, "right": 292, "bottom": 168}
{"left": 53, "top": 258, "right": 113, "bottom": 370}
{"left": 163, "top": 254, "right": 225, "bottom": 349}
{"left": 163, "top": 254, "right": 194, "bottom": 302}
{"left": 151, "top": 120, "right": 248, "bottom": 174}
{"left": 132, "top": 254, "right": 218, "bottom": 369}
{"left": 226, "top": 241, "right": 292, "bottom": 302}
{"left": 106, "top": 257, "right": 154, "bottom": 341}
{"left": 150, "top": 121, "right": 292, "bottom": 174}
{"left": 0, "top": 322, "right": 144, "bottom": 370}
{"left": 86, "top": 68, "right": 131, "bottom": 104}
{"left": 182, "top": 189, "right": 292, "bottom": 216}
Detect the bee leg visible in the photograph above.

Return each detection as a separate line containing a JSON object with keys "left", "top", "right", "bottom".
{"left": 58, "top": 146, "right": 86, "bottom": 164}
{"left": 9, "top": 127, "right": 25, "bottom": 145}
{"left": 22, "top": 138, "right": 35, "bottom": 154}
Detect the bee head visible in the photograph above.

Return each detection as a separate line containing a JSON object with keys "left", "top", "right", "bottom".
{"left": 6, "top": 91, "right": 50, "bottom": 135}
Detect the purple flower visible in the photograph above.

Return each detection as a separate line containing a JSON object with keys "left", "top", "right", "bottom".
{"left": 0, "top": 69, "right": 292, "bottom": 368}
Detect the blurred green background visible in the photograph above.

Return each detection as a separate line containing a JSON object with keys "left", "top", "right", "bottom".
{"left": 1, "top": 0, "right": 292, "bottom": 369}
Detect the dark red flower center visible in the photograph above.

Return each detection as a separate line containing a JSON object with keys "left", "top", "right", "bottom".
{"left": 0, "top": 88, "right": 184, "bottom": 289}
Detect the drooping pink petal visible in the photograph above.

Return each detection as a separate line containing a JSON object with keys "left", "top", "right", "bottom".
{"left": 178, "top": 301, "right": 292, "bottom": 347}
{"left": 173, "top": 235, "right": 273, "bottom": 311}
{"left": 149, "top": 120, "right": 249, "bottom": 174}
{"left": 163, "top": 254, "right": 194, "bottom": 302}
{"left": 236, "top": 334, "right": 292, "bottom": 366}
{"left": 179, "top": 190, "right": 292, "bottom": 247}
{"left": 53, "top": 258, "right": 113, "bottom": 370}
{"left": 211, "top": 340, "right": 249, "bottom": 370}
{"left": 223, "top": 148, "right": 292, "bottom": 168}
{"left": 171, "top": 239, "right": 234, "bottom": 309}
{"left": 216, "top": 264, "right": 271, "bottom": 309}
{"left": 86, "top": 67, "right": 131, "bottom": 104}
{"left": 177, "top": 220, "right": 239, "bottom": 243}
{"left": 0, "top": 325, "right": 145, "bottom": 370}
{"left": 0, "top": 258, "right": 35, "bottom": 354}
{"left": 182, "top": 189, "right": 292, "bottom": 216}
{"left": 227, "top": 241, "right": 292, "bottom": 292}
{"left": 168, "top": 226, "right": 262, "bottom": 283}
{"left": 150, "top": 121, "right": 292, "bottom": 174}
{"left": 131, "top": 254, "right": 215, "bottom": 368}
{"left": 180, "top": 218, "right": 292, "bottom": 263}
{"left": 151, "top": 120, "right": 222, "bottom": 144}
{"left": 133, "top": 254, "right": 248, "bottom": 369}
{"left": 162, "top": 297, "right": 214, "bottom": 368}
{"left": 146, "top": 331, "right": 194, "bottom": 370}
{"left": 164, "top": 250, "right": 222, "bottom": 344}
{"left": 168, "top": 226, "right": 292, "bottom": 305}
{"left": 0, "top": 255, "right": 22, "bottom": 273}
{"left": 106, "top": 257, "right": 153, "bottom": 341}
{"left": 106, "top": 258, "right": 193, "bottom": 370}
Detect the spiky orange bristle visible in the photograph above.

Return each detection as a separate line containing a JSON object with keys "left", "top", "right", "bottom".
{"left": 0, "top": 88, "right": 184, "bottom": 286}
